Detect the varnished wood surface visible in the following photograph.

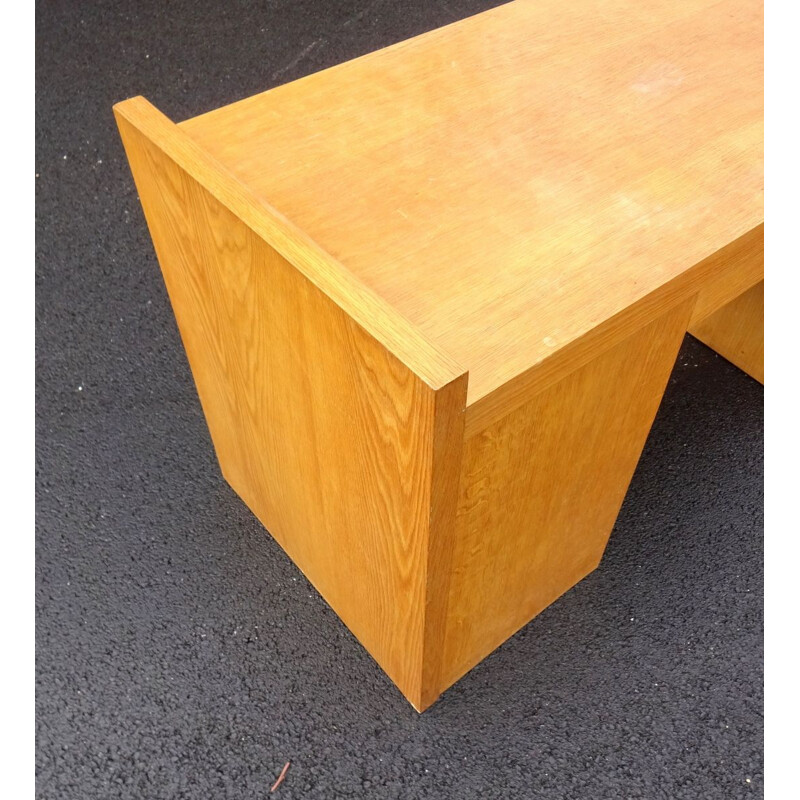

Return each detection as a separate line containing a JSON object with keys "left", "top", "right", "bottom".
{"left": 115, "top": 99, "right": 468, "bottom": 711}
{"left": 441, "top": 299, "right": 696, "bottom": 690}
{"left": 690, "top": 280, "right": 764, "bottom": 383}
{"left": 114, "top": 0, "right": 763, "bottom": 711}
{"left": 465, "top": 224, "right": 763, "bottom": 436}
{"left": 181, "top": 0, "right": 763, "bottom": 409}
{"left": 690, "top": 227, "right": 763, "bottom": 326}
{"left": 115, "top": 98, "right": 464, "bottom": 393}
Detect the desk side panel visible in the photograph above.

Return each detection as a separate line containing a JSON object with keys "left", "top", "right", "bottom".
{"left": 114, "top": 104, "right": 467, "bottom": 710}
{"left": 441, "top": 298, "right": 695, "bottom": 692}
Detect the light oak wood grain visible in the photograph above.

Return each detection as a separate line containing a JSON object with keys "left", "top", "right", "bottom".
{"left": 465, "top": 224, "right": 763, "bottom": 436}
{"left": 116, "top": 97, "right": 464, "bottom": 392}
{"left": 441, "top": 299, "right": 696, "bottom": 690}
{"left": 690, "top": 226, "right": 763, "bottom": 326}
{"left": 113, "top": 0, "right": 762, "bottom": 710}
{"left": 690, "top": 280, "right": 764, "bottom": 383}
{"left": 181, "top": 0, "right": 763, "bottom": 410}
{"left": 114, "top": 98, "right": 468, "bottom": 711}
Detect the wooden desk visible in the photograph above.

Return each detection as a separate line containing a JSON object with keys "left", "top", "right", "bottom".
{"left": 114, "top": 0, "right": 763, "bottom": 710}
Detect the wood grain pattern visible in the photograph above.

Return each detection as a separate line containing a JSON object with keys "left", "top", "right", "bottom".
{"left": 465, "top": 224, "right": 763, "bottom": 436}
{"left": 113, "top": 0, "right": 762, "bottom": 711}
{"left": 690, "top": 226, "right": 763, "bottom": 325}
{"left": 440, "top": 299, "right": 695, "bottom": 691}
{"left": 114, "top": 98, "right": 468, "bottom": 711}
{"left": 690, "top": 280, "right": 764, "bottom": 383}
{"left": 115, "top": 98, "right": 464, "bottom": 392}
{"left": 181, "top": 0, "right": 763, "bottom": 410}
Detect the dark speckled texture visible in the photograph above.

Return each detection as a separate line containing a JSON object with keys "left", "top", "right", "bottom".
{"left": 36, "top": 1, "right": 763, "bottom": 797}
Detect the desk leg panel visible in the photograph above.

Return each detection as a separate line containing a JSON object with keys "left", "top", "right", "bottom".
{"left": 689, "top": 280, "right": 764, "bottom": 384}
{"left": 440, "top": 298, "right": 696, "bottom": 692}
{"left": 115, "top": 106, "right": 468, "bottom": 711}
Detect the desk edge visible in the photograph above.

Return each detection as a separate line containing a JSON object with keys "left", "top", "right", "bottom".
{"left": 113, "top": 95, "right": 468, "bottom": 392}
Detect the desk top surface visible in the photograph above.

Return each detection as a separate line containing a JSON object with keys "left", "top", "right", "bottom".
{"left": 181, "top": 0, "right": 762, "bottom": 406}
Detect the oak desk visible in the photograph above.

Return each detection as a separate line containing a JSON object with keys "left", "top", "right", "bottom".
{"left": 114, "top": 0, "right": 763, "bottom": 710}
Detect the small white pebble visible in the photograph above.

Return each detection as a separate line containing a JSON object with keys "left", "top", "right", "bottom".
{"left": 77, "top": 385, "right": 83, "bottom": 391}
{"left": 63, "top": 155, "right": 67, "bottom": 160}
{"left": 746, "top": 778, "right": 751, "bottom": 784}
{"left": 97, "top": 159, "right": 102, "bottom": 165}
